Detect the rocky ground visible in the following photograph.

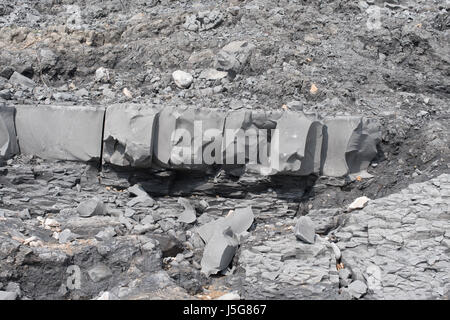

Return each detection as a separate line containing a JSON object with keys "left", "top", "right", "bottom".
{"left": 0, "top": 0, "right": 449, "bottom": 300}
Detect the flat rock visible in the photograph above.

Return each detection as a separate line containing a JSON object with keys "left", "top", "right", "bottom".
{"left": 15, "top": 105, "right": 105, "bottom": 161}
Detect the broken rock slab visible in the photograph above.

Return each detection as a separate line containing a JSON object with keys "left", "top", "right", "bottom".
{"left": 15, "top": 105, "right": 105, "bottom": 161}
{"left": 321, "top": 117, "right": 380, "bottom": 177}
{"left": 197, "top": 206, "right": 255, "bottom": 243}
{"left": 103, "top": 104, "right": 158, "bottom": 168}
{"left": 272, "top": 111, "right": 323, "bottom": 176}
{"left": 154, "top": 106, "right": 225, "bottom": 169}
{"left": 201, "top": 227, "right": 239, "bottom": 276}
{"left": 294, "top": 216, "right": 316, "bottom": 244}
{"left": 0, "top": 104, "right": 19, "bottom": 160}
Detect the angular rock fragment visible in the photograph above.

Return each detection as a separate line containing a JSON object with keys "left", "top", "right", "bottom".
{"left": 294, "top": 216, "right": 316, "bottom": 244}
{"left": 0, "top": 104, "right": 19, "bottom": 160}
{"left": 272, "top": 111, "right": 323, "bottom": 175}
{"left": 8, "top": 71, "right": 36, "bottom": 89}
{"left": 177, "top": 198, "right": 197, "bottom": 224}
{"left": 154, "top": 106, "right": 225, "bottom": 169}
{"left": 347, "top": 196, "right": 370, "bottom": 212}
{"left": 197, "top": 206, "right": 254, "bottom": 243}
{"left": 15, "top": 105, "right": 105, "bottom": 161}
{"left": 77, "top": 197, "right": 106, "bottom": 217}
{"left": 0, "top": 291, "right": 17, "bottom": 300}
{"left": 103, "top": 104, "right": 158, "bottom": 168}
{"left": 201, "top": 227, "right": 239, "bottom": 276}
{"left": 214, "top": 40, "right": 255, "bottom": 75}
{"left": 321, "top": 117, "right": 380, "bottom": 177}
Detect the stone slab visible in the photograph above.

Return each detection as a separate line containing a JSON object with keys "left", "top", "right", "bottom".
{"left": 15, "top": 105, "right": 105, "bottom": 161}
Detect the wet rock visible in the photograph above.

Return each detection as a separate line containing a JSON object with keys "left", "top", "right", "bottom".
{"left": 77, "top": 197, "right": 106, "bottom": 217}
{"left": 294, "top": 216, "right": 316, "bottom": 244}
{"left": 172, "top": 70, "right": 193, "bottom": 89}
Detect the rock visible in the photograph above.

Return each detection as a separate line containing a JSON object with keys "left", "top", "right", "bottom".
{"left": 214, "top": 40, "right": 255, "bottom": 75}
{"left": 322, "top": 117, "right": 380, "bottom": 177}
{"left": 95, "top": 67, "right": 110, "bottom": 83}
{"left": 199, "top": 69, "right": 228, "bottom": 80}
{"left": 0, "top": 291, "right": 17, "bottom": 300}
{"left": 153, "top": 106, "right": 225, "bottom": 169}
{"left": 127, "top": 196, "right": 154, "bottom": 208}
{"left": 18, "top": 209, "right": 31, "bottom": 220}
{"left": 294, "top": 216, "right": 316, "bottom": 244}
{"left": 347, "top": 196, "right": 370, "bottom": 211}
{"left": 14, "top": 105, "right": 105, "bottom": 161}
{"left": 339, "top": 268, "right": 352, "bottom": 287}
{"left": 95, "top": 227, "right": 116, "bottom": 241}
{"left": 197, "top": 206, "right": 255, "bottom": 243}
{"left": 95, "top": 291, "right": 118, "bottom": 300}
{"left": 88, "top": 264, "right": 113, "bottom": 282}
{"left": 0, "top": 89, "right": 11, "bottom": 100}
{"left": 0, "top": 104, "right": 19, "bottom": 160}
{"left": 128, "top": 184, "right": 150, "bottom": 198}
{"left": 172, "top": 70, "right": 193, "bottom": 89}
{"left": 177, "top": 198, "right": 196, "bottom": 224}
{"left": 77, "top": 197, "right": 106, "bottom": 217}
{"left": 346, "top": 280, "right": 367, "bottom": 299}
{"left": 183, "top": 10, "right": 223, "bottom": 31}
{"left": 59, "top": 229, "right": 79, "bottom": 244}
{"left": 201, "top": 227, "right": 239, "bottom": 276}
{"left": 215, "top": 292, "right": 241, "bottom": 300}
{"left": 8, "top": 71, "right": 36, "bottom": 89}
{"left": 272, "top": 111, "right": 323, "bottom": 175}
{"left": 103, "top": 104, "right": 158, "bottom": 168}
